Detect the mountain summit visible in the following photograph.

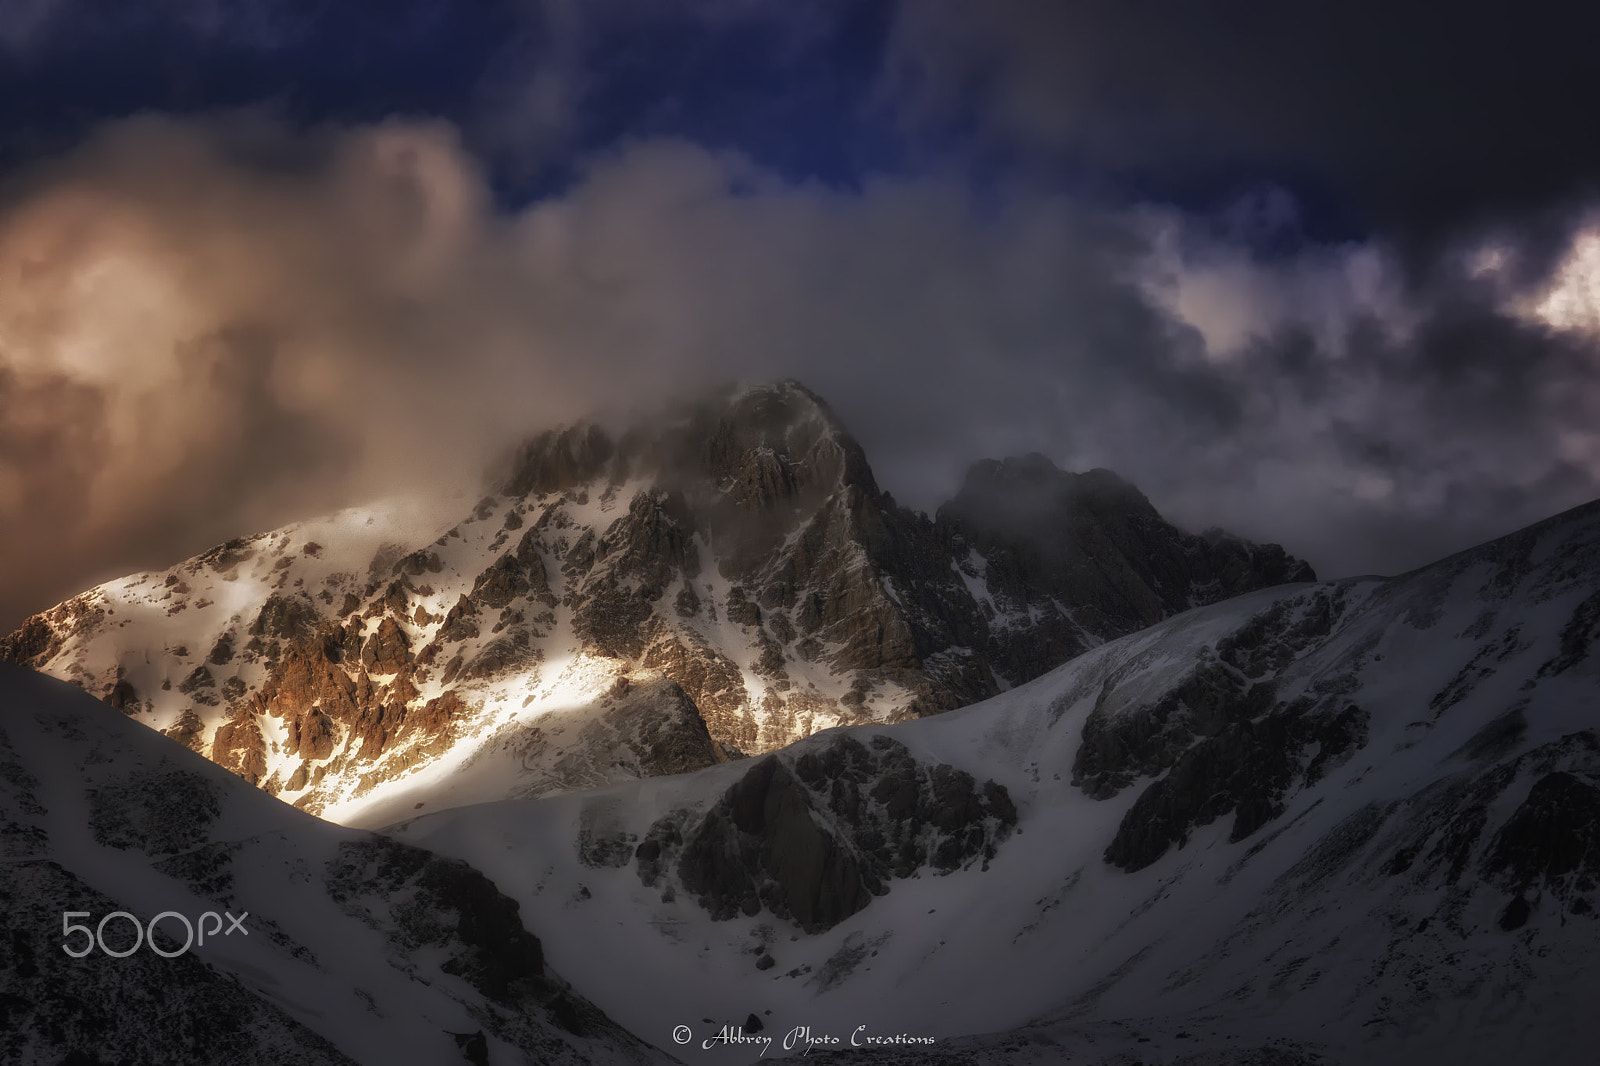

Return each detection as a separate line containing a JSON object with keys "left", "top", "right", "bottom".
{"left": 2, "top": 381, "right": 1312, "bottom": 824}
{"left": 939, "top": 452, "right": 1314, "bottom": 683}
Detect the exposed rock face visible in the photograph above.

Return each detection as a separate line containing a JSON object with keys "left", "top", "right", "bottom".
{"left": 1073, "top": 587, "right": 1369, "bottom": 871}
{"left": 1062, "top": 494, "right": 1600, "bottom": 886}
{"left": 1371, "top": 730, "right": 1600, "bottom": 928}
{"left": 2, "top": 380, "right": 1311, "bottom": 822}
{"left": 1486, "top": 768, "right": 1600, "bottom": 894}
{"left": 939, "top": 454, "right": 1317, "bottom": 686}
{"left": 640, "top": 734, "right": 1016, "bottom": 932}
{"left": 362, "top": 617, "right": 412, "bottom": 674}
{"left": 505, "top": 423, "right": 615, "bottom": 497}
{"left": 102, "top": 675, "right": 139, "bottom": 712}
{"left": 211, "top": 711, "right": 268, "bottom": 786}
{"left": 0, "top": 615, "right": 59, "bottom": 668}
{"left": 251, "top": 591, "right": 320, "bottom": 642}
{"left": 324, "top": 838, "right": 546, "bottom": 1003}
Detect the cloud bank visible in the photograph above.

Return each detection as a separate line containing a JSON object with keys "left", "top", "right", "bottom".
{"left": 2, "top": 113, "right": 1599, "bottom": 630}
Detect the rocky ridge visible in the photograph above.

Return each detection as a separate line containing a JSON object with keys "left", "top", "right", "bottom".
{"left": 939, "top": 454, "right": 1315, "bottom": 684}
{"left": 1, "top": 381, "right": 1311, "bottom": 824}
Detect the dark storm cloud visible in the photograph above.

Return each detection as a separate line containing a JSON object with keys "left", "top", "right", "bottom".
{"left": 0, "top": 0, "right": 888, "bottom": 203}
{"left": 11, "top": 0, "right": 1599, "bottom": 250}
{"left": 0, "top": 0, "right": 318, "bottom": 52}
{"left": 882, "top": 0, "right": 1600, "bottom": 242}
{"left": 466, "top": 0, "right": 885, "bottom": 183}
{"left": 1150, "top": 248, "right": 1600, "bottom": 577}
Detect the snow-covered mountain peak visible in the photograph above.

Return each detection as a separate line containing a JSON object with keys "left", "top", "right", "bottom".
{"left": 3, "top": 381, "right": 1313, "bottom": 828}
{"left": 391, "top": 494, "right": 1600, "bottom": 1064}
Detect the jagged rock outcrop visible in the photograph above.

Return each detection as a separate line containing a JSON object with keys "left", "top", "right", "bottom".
{"left": 211, "top": 711, "right": 268, "bottom": 786}
{"left": 361, "top": 617, "right": 412, "bottom": 674}
{"left": 0, "top": 614, "right": 64, "bottom": 669}
{"left": 1072, "top": 586, "right": 1369, "bottom": 871}
{"left": 637, "top": 734, "right": 1016, "bottom": 932}
{"left": 1486, "top": 768, "right": 1600, "bottom": 898}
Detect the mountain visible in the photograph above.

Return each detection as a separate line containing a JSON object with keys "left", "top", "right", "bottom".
{"left": 938, "top": 452, "right": 1314, "bottom": 683}
{"left": 388, "top": 497, "right": 1600, "bottom": 1064}
{"left": 0, "top": 663, "right": 669, "bottom": 1066}
{"left": 1, "top": 380, "right": 1311, "bottom": 826}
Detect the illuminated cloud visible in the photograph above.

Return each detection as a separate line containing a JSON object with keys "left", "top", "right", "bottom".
{"left": 1528, "top": 223, "right": 1600, "bottom": 335}
{"left": 1134, "top": 197, "right": 1417, "bottom": 362}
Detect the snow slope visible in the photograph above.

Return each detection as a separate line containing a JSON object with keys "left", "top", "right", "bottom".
{"left": 0, "top": 663, "right": 670, "bottom": 1066}
{"left": 392, "top": 498, "right": 1600, "bottom": 1064}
